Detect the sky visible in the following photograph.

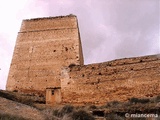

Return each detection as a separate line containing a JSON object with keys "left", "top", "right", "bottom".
{"left": 0, "top": 0, "right": 159, "bottom": 89}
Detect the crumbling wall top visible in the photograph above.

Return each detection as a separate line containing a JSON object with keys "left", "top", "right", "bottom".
{"left": 20, "top": 14, "right": 78, "bottom": 32}
{"left": 23, "top": 14, "right": 76, "bottom": 21}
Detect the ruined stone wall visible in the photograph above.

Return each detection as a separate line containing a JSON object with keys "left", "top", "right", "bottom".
{"left": 61, "top": 55, "right": 160, "bottom": 105}
{"left": 6, "top": 15, "right": 84, "bottom": 95}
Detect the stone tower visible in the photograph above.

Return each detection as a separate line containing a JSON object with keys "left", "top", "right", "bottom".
{"left": 6, "top": 15, "right": 84, "bottom": 95}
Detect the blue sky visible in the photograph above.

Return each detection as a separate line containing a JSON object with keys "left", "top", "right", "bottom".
{"left": 0, "top": 0, "right": 159, "bottom": 89}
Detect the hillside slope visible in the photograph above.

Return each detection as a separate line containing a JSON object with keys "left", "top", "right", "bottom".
{"left": 0, "top": 97, "right": 47, "bottom": 120}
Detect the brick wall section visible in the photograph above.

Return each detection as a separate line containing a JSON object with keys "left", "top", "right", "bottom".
{"left": 20, "top": 15, "right": 77, "bottom": 32}
{"left": 61, "top": 54, "right": 160, "bottom": 105}
{"left": 6, "top": 15, "right": 160, "bottom": 105}
{"left": 6, "top": 15, "right": 84, "bottom": 95}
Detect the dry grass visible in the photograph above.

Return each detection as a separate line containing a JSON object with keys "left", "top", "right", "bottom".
{"left": 0, "top": 90, "right": 45, "bottom": 107}
{"left": 0, "top": 113, "right": 27, "bottom": 120}
{"left": 0, "top": 89, "right": 160, "bottom": 120}
{"left": 101, "top": 95, "right": 160, "bottom": 119}
{"left": 52, "top": 105, "right": 95, "bottom": 120}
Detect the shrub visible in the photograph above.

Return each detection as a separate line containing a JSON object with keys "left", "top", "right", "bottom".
{"left": 53, "top": 105, "right": 74, "bottom": 117}
{"left": 105, "top": 101, "right": 121, "bottom": 108}
{"left": 129, "top": 97, "right": 150, "bottom": 104}
{"left": 155, "top": 95, "right": 160, "bottom": 102}
{"left": 105, "top": 113, "right": 124, "bottom": 120}
{"left": 89, "top": 105, "right": 97, "bottom": 110}
{"left": 129, "top": 98, "right": 140, "bottom": 104}
{"left": 0, "top": 90, "right": 35, "bottom": 107}
{"left": 19, "top": 98, "right": 35, "bottom": 107}
{"left": 71, "top": 110, "right": 95, "bottom": 120}
{"left": 0, "top": 91, "right": 17, "bottom": 101}
{"left": 52, "top": 109, "right": 59, "bottom": 117}
{"left": 0, "top": 113, "right": 27, "bottom": 120}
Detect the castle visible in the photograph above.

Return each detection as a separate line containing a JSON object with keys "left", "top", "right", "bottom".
{"left": 7, "top": 15, "right": 160, "bottom": 105}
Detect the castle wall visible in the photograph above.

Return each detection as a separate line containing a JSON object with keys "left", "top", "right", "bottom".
{"left": 61, "top": 55, "right": 160, "bottom": 105}
{"left": 20, "top": 15, "right": 77, "bottom": 32}
{"left": 6, "top": 15, "right": 84, "bottom": 95}
{"left": 6, "top": 15, "right": 160, "bottom": 105}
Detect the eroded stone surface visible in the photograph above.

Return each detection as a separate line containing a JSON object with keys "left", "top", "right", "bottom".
{"left": 61, "top": 55, "right": 160, "bottom": 105}
{"left": 6, "top": 15, "right": 160, "bottom": 105}
{"left": 6, "top": 15, "right": 84, "bottom": 95}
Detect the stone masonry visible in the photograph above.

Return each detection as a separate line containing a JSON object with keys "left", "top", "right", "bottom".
{"left": 6, "top": 15, "right": 160, "bottom": 105}
{"left": 61, "top": 54, "right": 160, "bottom": 105}
{"left": 6, "top": 15, "right": 84, "bottom": 96}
